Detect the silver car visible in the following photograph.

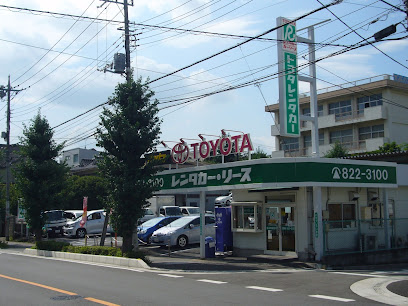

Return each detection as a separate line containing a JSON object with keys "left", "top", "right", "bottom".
{"left": 151, "top": 215, "right": 215, "bottom": 248}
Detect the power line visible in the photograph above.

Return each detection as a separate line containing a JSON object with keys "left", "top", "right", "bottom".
{"left": 316, "top": 0, "right": 408, "bottom": 70}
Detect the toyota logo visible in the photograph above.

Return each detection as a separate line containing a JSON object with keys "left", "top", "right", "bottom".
{"left": 171, "top": 143, "right": 189, "bottom": 164}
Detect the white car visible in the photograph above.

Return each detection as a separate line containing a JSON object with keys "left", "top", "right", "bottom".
{"left": 214, "top": 193, "right": 232, "bottom": 207}
{"left": 151, "top": 215, "right": 215, "bottom": 248}
{"left": 63, "top": 209, "right": 113, "bottom": 238}
{"left": 180, "top": 206, "right": 200, "bottom": 216}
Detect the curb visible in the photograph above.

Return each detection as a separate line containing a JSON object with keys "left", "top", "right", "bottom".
{"left": 23, "top": 248, "right": 150, "bottom": 269}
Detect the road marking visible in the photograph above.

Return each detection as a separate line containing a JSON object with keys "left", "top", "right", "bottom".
{"left": 0, "top": 273, "right": 121, "bottom": 306}
{"left": 350, "top": 276, "right": 408, "bottom": 306}
{"left": 330, "top": 271, "right": 387, "bottom": 278}
{"left": 309, "top": 295, "right": 355, "bottom": 302}
{"left": 158, "top": 274, "right": 184, "bottom": 278}
{"left": 0, "top": 273, "right": 77, "bottom": 295}
{"left": 84, "top": 297, "right": 120, "bottom": 306}
{"left": 246, "top": 286, "right": 283, "bottom": 292}
{"left": 197, "top": 279, "right": 227, "bottom": 284}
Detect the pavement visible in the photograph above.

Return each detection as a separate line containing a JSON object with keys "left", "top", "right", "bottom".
{"left": 2, "top": 239, "right": 408, "bottom": 302}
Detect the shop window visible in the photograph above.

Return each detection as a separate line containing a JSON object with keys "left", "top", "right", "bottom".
{"left": 232, "top": 203, "right": 262, "bottom": 232}
{"left": 328, "top": 203, "right": 356, "bottom": 229}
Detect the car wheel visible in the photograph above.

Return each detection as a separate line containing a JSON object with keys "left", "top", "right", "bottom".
{"left": 177, "top": 235, "right": 188, "bottom": 248}
{"left": 146, "top": 234, "right": 153, "bottom": 245}
{"left": 76, "top": 228, "right": 86, "bottom": 239}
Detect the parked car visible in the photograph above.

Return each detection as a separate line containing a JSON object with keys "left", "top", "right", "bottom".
{"left": 63, "top": 209, "right": 113, "bottom": 238}
{"left": 42, "top": 210, "right": 67, "bottom": 237}
{"left": 63, "top": 210, "right": 83, "bottom": 220}
{"left": 214, "top": 193, "right": 232, "bottom": 207}
{"left": 137, "top": 208, "right": 156, "bottom": 225}
{"left": 151, "top": 215, "right": 215, "bottom": 248}
{"left": 180, "top": 206, "right": 200, "bottom": 216}
{"left": 137, "top": 216, "right": 181, "bottom": 244}
{"left": 158, "top": 206, "right": 182, "bottom": 217}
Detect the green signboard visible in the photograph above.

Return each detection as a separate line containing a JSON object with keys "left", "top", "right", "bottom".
{"left": 153, "top": 160, "right": 397, "bottom": 191}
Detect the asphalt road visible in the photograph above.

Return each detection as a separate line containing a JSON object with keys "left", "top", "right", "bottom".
{"left": 1, "top": 249, "right": 407, "bottom": 305}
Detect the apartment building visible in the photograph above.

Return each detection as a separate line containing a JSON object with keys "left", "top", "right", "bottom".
{"left": 62, "top": 148, "right": 100, "bottom": 168}
{"left": 265, "top": 74, "right": 408, "bottom": 157}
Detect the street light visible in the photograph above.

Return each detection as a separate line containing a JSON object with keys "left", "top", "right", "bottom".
{"left": 198, "top": 133, "right": 220, "bottom": 141}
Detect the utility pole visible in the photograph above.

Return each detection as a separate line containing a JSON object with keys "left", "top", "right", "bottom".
{"left": 0, "top": 76, "right": 22, "bottom": 241}
{"left": 99, "top": 0, "right": 133, "bottom": 80}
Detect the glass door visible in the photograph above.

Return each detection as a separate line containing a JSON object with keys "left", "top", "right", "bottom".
{"left": 266, "top": 206, "right": 295, "bottom": 253}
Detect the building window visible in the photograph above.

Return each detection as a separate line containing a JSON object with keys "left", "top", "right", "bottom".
{"left": 329, "top": 100, "right": 352, "bottom": 119}
{"left": 357, "top": 94, "right": 382, "bottom": 114}
{"left": 359, "top": 124, "right": 384, "bottom": 140}
{"left": 330, "top": 129, "right": 353, "bottom": 146}
{"left": 73, "top": 154, "right": 79, "bottom": 163}
{"left": 65, "top": 156, "right": 71, "bottom": 161}
{"left": 280, "top": 137, "right": 299, "bottom": 152}
{"left": 328, "top": 203, "right": 356, "bottom": 229}
{"left": 302, "top": 105, "right": 323, "bottom": 117}
{"left": 304, "top": 133, "right": 324, "bottom": 147}
{"left": 232, "top": 203, "right": 262, "bottom": 232}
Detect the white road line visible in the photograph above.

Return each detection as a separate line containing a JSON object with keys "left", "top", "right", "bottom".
{"left": 309, "top": 295, "right": 355, "bottom": 302}
{"left": 246, "top": 286, "right": 283, "bottom": 292}
{"left": 330, "top": 271, "right": 387, "bottom": 278}
{"left": 158, "top": 274, "right": 184, "bottom": 278}
{"left": 350, "top": 276, "right": 408, "bottom": 306}
{"left": 197, "top": 279, "right": 227, "bottom": 284}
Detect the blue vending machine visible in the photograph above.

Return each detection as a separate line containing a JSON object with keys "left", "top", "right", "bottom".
{"left": 215, "top": 207, "right": 233, "bottom": 253}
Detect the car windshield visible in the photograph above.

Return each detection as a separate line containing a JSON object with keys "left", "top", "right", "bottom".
{"left": 165, "top": 207, "right": 182, "bottom": 216}
{"left": 45, "top": 211, "right": 64, "bottom": 221}
{"left": 141, "top": 217, "right": 164, "bottom": 227}
{"left": 167, "top": 216, "right": 196, "bottom": 227}
{"left": 187, "top": 208, "right": 200, "bottom": 214}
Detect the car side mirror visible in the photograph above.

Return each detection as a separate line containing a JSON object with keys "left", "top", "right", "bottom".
{"left": 189, "top": 224, "right": 194, "bottom": 229}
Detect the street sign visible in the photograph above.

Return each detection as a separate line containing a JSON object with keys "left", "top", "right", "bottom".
{"left": 17, "top": 204, "right": 26, "bottom": 223}
{"left": 277, "top": 17, "right": 299, "bottom": 137}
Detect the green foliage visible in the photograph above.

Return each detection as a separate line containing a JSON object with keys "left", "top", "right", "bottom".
{"left": 0, "top": 241, "right": 8, "bottom": 249}
{"left": 59, "top": 175, "right": 108, "bottom": 210}
{"left": 33, "top": 240, "right": 70, "bottom": 251}
{"left": 324, "top": 141, "right": 349, "bottom": 158}
{"left": 14, "top": 113, "right": 70, "bottom": 240}
{"left": 251, "top": 147, "right": 270, "bottom": 159}
{"left": 63, "top": 245, "right": 122, "bottom": 257}
{"left": 95, "top": 77, "right": 162, "bottom": 252}
{"left": 378, "top": 141, "right": 402, "bottom": 153}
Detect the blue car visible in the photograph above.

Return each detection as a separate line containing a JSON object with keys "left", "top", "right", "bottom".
{"left": 137, "top": 216, "right": 180, "bottom": 244}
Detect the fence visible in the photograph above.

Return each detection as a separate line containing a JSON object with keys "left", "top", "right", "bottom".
{"left": 323, "top": 218, "right": 408, "bottom": 256}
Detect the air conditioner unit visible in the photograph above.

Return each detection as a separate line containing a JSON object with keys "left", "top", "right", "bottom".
{"left": 362, "top": 234, "right": 378, "bottom": 251}
{"left": 369, "top": 192, "right": 379, "bottom": 201}
{"left": 349, "top": 192, "right": 360, "bottom": 201}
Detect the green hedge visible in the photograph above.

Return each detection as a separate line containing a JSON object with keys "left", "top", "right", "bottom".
{"left": 32, "top": 241, "right": 149, "bottom": 263}
{"left": 33, "top": 241, "right": 70, "bottom": 251}
{"left": 0, "top": 241, "right": 8, "bottom": 249}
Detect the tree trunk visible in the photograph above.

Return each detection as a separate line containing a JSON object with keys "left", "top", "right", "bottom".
{"left": 122, "top": 234, "right": 133, "bottom": 253}
{"left": 34, "top": 228, "right": 42, "bottom": 242}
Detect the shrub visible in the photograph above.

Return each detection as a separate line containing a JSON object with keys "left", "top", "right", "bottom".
{"left": 64, "top": 245, "right": 122, "bottom": 257}
{"left": 0, "top": 241, "right": 8, "bottom": 249}
{"left": 33, "top": 240, "right": 70, "bottom": 251}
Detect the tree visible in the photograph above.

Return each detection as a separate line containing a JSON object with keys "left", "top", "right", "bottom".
{"left": 59, "top": 175, "right": 108, "bottom": 211}
{"left": 378, "top": 141, "right": 402, "bottom": 153}
{"left": 251, "top": 147, "right": 270, "bottom": 159}
{"left": 96, "top": 77, "right": 161, "bottom": 253}
{"left": 14, "top": 113, "right": 69, "bottom": 240}
{"left": 324, "top": 141, "right": 348, "bottom": 158}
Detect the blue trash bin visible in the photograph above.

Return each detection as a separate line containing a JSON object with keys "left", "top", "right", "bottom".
{"left": 205, "top": 236, "right": 216, "bottom": 258}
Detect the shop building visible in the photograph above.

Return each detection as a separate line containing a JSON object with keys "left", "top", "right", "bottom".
{"left": 155, "top": 156, "right": 408, "bottom": 264}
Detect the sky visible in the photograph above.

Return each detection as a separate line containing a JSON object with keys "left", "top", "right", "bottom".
{"left": 0, "top": 0, "right": 407, "bottom": 156}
